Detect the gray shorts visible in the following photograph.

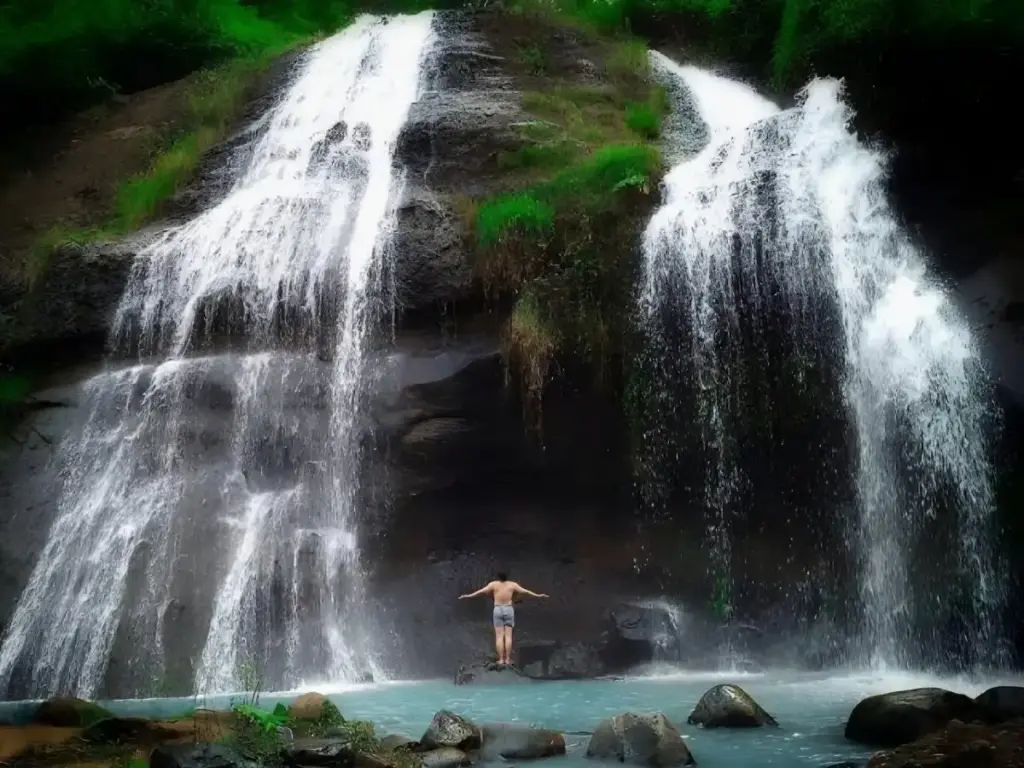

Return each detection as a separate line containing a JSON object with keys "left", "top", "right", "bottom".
{"left": 493, "top": 604, "right": 515, "bottom": 628}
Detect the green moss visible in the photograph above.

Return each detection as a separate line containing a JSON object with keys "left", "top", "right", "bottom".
{"left": 504, "top": 291, "right": 560, "bottom": 402}
{"left": 476, "top": 194, "right": 555, "bottom": 251}
{"left": 626, "top": 102, "right": 661, "bottom": 138}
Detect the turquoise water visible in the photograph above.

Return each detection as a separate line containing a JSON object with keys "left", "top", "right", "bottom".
{"left": 3, "top": 668, "right": 1022, "bottom": 766}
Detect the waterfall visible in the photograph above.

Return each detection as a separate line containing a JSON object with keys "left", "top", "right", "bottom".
{"left": 641, "top": 55, "right": 1004, "bottom": 669}
{"left": 0, "top": 12, "right": 437, "bottom": 699}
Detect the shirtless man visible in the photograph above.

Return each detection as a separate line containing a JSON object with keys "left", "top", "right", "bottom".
{"left": 458, "top": 572, "right": 548, "bottom": 666}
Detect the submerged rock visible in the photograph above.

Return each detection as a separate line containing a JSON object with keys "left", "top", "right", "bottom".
{"left": 687, "top": 684, "right": 779, "bottom": 728}
{"left": 481, "top": 723, "right": 566, "bottom": 759}
{"left": 586, "top": 712, "right": 695, "bottom": 767}
{"left": 380, "top": 734, "right": 416, "bottom": 751}
{"left": 866, "top": 717, "right": 1024, "bottom": 767}
{"left": 422, "top": 747, "right": 471, "bottom": 768}
{"left": 151, "top": 743, "right": 256, "bottom": 768}
{"left": 421, "top": 710, "right": 482, "bottom": 751}
{"left": 845, "top": 688, "right": 985, "bottom": 747}
{"left": 455, "top": 662, "right": 533, "bottom": 686}
{"left": 32, "top": 696, "right": 112, "bottom": 727}
{"left": 975, "top": 685, "right": 1024, "bottom": 721}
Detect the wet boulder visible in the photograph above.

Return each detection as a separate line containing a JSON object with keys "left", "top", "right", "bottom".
{"left": 975, "top": 685, "right": 1024, "bottom": 722}
{"left": 687, "top": 684, "right": 779, "bottom": 728}
{"left": 481, "top": 723, "right": 566, "bottom": 759}
{"left": 845, "top": 688, "right": 986, "bottom": 747}
{"left": 32, "top": 696, "right": 113, "bottom": 727}
{"left": 288, "top": 692, "right": 332, "bottom": 721}
{"left": 282, "top": 738, "right": 397, "bottom": 768}
{"left": 151, "top": 743, "right": 256, "bottom": 768}
{"left": 586, "top": 712, "right": 695, "bottom": 767}
{"left": 422, "top": 747, "right": 471, "bottom": 768}
{"left": 420, "top": 710, "right": 482, "bottom": 751}
{"left": 380, "top": 734, "right": 415, "bottom": 751}
{"left": 455, "top": 661, "right": 532, "bottom": 685}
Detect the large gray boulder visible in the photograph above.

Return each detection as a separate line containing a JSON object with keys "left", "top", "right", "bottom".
{"left": 586, "top": 712, "right": 695, "bottom": 766}
{"left": 420, "top": 710, "right": 482, "bottom": 751}
{"left": 687, "top": 684, "right": 778, "bottom": 728}
{"left": 481, "top": 723, "right": 566, "bottom": 759}
{"left": 844, "top": 688, "right": 986, "bottom": 747}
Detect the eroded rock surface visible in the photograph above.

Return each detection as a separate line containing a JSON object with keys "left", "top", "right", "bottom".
{"left": 586, "top": 712, "right": 694, "bottom": 767}
{"left": 687, "top": 684, "right": 779, "bottom": 728}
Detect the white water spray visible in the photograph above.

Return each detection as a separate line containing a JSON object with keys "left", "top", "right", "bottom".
{"left": 643, "top": 54, "right": 1002, "bottom": 667}
{"left": 0, "top": 12, "right": 437, "bottom": 698}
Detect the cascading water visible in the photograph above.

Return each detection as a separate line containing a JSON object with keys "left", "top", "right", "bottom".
{"left": 0, "top": 12, "right": 437, "bottom": 699}
{"left": 641, "top": 54, "right": 1003, "bottom": 669}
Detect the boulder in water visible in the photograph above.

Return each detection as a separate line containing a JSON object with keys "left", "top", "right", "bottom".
{"left": 455, "top": 662, "right": 532, "bottom": 685}
{"left": 420, "top": 710, "right": 482, "bottom": 751}
{"left": 586, "top": 712, "right": 695, "bottom": 766}
{"left": 379, "top": 734, "right": 416, "bottom": 751}
{"left": 687, "top": 684, "right": 779, "bottom": 728}
{"left": 288, "top": 692, "right": 332, "bottom": 721}
{"left": 150, "top": 743, "right": 256, "bottom": 768}
{"left": 481, "top": 723, "right": 566, "bottom": 759}
{"left": 32, "top": 696, "right": 113, "bottom": 727}
{"left": 845, "top": 688, "right": 985, "bottom": 747}
{"left": 975, "top": 686, "right": 1024, "bottom": 722}
{"left": 421, "top": 747, "right": 471, "bottom": 768}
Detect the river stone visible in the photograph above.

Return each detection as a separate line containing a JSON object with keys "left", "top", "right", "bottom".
{"left": 586, "top": 712, "right": 695, "bottom": 767}
{"left": 32, "top": 696, "right": 113, "bottom": 727}
{"left": 687, "top": 684, "right": 779, "bottom": 728}
{"left": 380, "top": 734, "right": 415, "bottom": 751}
{"left": 151, "top": 744, "right": 257, "bottom": 768}
{"left": 845, "top": 688, "right": 985, "bottom": 747}
{"left": 422, "top": 747, "right": 471, "bottom": 768}
{"left": 455, "top": 662, "right": 532, "bottom": 685}
{"left": 975, "top": 685, "right": 1024, "bottom": 721}
{"left": 481, "top": 723, "right": 566, "bottom": 759}
{"left": 421, "top": 710, "right": 482, "bottom": 750}
{"left": 282, "top": 738, "right": 395, "bottom": 768}
{"left": 289, "top": 692, "right": 331, "bottom": 720}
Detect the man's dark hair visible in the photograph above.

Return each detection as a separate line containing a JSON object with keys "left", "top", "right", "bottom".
{"left": 496, "top": 571, "right": 508, "bottom": 582}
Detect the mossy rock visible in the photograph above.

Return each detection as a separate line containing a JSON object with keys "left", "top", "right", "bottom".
{"left": 289, "top": 692, "right": 332, "bottom": 721}
{"left": 32, "top": 696, "right": 113, "bottom": 727}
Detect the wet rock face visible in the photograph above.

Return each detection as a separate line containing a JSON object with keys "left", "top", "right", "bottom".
{"left": 586, "top": 712, "right": 695, "bottom": 767}
{"left": 454, "top": 662, "right": 532, "bottom": 686}
{"left": 866, "top": 718, "right": 1024, "bottom": 768}
{"left": 845, "top": 688, "right": 990, "bottom": 748}
{"left": 687, "top": 684, "right": 779, "bottom": 728}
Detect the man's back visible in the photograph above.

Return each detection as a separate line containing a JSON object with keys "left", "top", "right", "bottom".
{"left": 490, "top": 580, "right": 519, "bottom": 605}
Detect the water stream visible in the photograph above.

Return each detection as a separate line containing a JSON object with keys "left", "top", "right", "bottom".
{"left": 642, "top": 55, "right": 1003, "bottom": 669}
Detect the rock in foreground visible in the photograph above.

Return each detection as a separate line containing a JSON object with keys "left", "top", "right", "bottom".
{"left": 481, "top": 723, "right": 566, "bottom": 759}
{"left": 289, "top": 692, "right": 332, "bottom": 721}
{"left": 455, "top": 662, "right": 532, "bottom": 686}
{"left": 687, "top": 684, "right": 778, "bottom": 728}
{"left": 32, "top": 696, "right": 113, "bottom": 727}
{"left": 151, "top": 743, "right": 256, "bottom": 768}
{"left": 845, "top": 688, "right": 986, "bottom": 747}
{"left": 586, "top": 712, "right": 695, "bottom": 767}
{"left": 867, "top": 718, "right": 1024, "bottom": 767}
{"left": 975, "top": 686, "right": 1024, "bottom": 722}
{"left": 420, "top": 711, "right": 482, "bottom": 751}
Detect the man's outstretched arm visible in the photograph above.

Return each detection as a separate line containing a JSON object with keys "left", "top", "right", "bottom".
{"left": 458, "top": 583, "right": 493, "bottom": 599}
{"left": 514, "top": 583, "right": 549, "bottom": 598}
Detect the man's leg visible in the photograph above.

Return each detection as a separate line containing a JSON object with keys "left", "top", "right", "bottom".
{"left": 503, "top": 626, "right": 513, "bottom": 665}
{"left": 494, "top": 627, "right": 504, "bottom": 664}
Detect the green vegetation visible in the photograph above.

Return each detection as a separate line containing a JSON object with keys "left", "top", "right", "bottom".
{"left": 468, "top": 24, "right": 667, "bottom": 413}
{"left": 506, "top": 0, "right": 1024, "bottom": 85}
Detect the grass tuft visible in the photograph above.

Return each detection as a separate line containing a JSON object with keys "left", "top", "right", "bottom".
{"left": 504, "top": 291, "right": 560, "bottom": 403}
{"left": 626, "top": 102, "right": 661, "bottom": 138}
